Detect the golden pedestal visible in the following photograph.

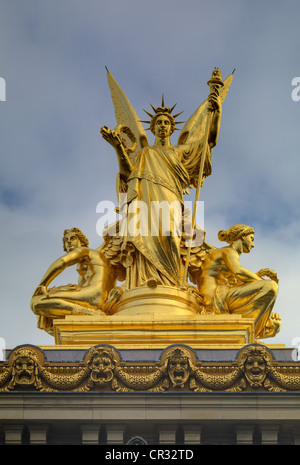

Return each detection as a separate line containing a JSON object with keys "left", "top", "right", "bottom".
{"left": 53, "top": 286, "right": 255, "bottom": 348}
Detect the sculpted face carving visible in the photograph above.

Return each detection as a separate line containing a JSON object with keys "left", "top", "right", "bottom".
{"left": 238, "top": 346, "right": 271, "bottom": 388}
{"left": 244, "top": 354, "right": 267, "bottom": 385}
{"left": 10, "top": 348, "right": 40, "bottom": 388}
{"left": 169, "top": 356, "right": 189, "bottom": 387}
{"left": 63, "top": 231, "right": 82, "bottom": 252}
{"left": 242, "top": 233, "right": 255, "bottom": 254}
{"left": 87, "top": 347, "right": 117, "bottom": 386}
{"left": 14, "top": 356, "right": 36, "bottom": 385}
{"left": 166, "top": 347, "right": 192, "bottom": 388}
{"left": 154, "top": 114, "right": 173, "bottom": 139}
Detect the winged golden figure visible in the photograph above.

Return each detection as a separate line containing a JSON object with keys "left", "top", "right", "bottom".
{"left": 100, "top": 68, "right": 233, "bottom": 290}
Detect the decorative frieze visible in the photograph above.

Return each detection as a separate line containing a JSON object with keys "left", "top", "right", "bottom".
{"left": 0, "top": 343, "right": 298, "bottom": 393}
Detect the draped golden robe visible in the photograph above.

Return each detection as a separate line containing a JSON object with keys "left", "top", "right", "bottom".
{"left": 116, "top": 141, "right": 211, "bottom": 288}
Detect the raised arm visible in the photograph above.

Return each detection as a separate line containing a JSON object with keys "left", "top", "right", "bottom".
{"left": 100, "top": 126, "right": 134, "bottom": 179}
{"left": 207, "top": 92, "right": 222, "bottom": 148}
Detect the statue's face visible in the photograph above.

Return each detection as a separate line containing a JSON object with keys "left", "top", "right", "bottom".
{"left": 168, "top": 356, "right": 190, "bottom": 387}
{"left": 88, "top": 352, "right": 115, "bottom": 386}
{"left": 242, "top": 234, "right": 254, "bottom": 253}
{"left": 13, "top": 356, "right": 36, "bottom": 386}
{"left": 64, "top": 232, "right": 81, "bottom": 252}
{"left": 244, "top": 354, "right": 267, "bottom": 386}
{"left": 154, "top": 115, "right": 172, "bottom": 138}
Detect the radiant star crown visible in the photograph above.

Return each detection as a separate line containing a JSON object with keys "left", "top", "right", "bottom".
{"left": 141, "top": 94, "right": 185, "bottom": 135}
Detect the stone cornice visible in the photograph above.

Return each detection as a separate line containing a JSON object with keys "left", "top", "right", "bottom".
{"left": 0, "top": 343, "right": 299, "bottom": 393}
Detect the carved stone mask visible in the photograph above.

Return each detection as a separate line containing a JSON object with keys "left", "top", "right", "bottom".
{"left": 238, "top": 346, "right": 271, "bottom": 388}
{"left": 168, "top": 353, "right": 190, "bottom": 388}
{"left": 243, "top": 354, "right": 267, "bottom": 387}
{"left": 13, "top": 355, "right": 37, "bottom": 386}
{"left": 87, "top": 348, "right": 116, "bottom": 386}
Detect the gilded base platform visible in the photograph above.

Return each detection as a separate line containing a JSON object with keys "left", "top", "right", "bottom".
{"left": 52, "top": 286, "right": 255, "bottom": 349}
{"left": 53, "top": 313, "right": 255, "bottom": 348}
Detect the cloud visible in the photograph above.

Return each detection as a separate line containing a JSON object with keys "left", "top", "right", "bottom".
{"left": 0, "top": 0, "right": 299, "bottom": 349}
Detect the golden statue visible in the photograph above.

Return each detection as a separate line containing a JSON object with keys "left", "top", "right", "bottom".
{"left": 196, "top": 224, "right": 281, "bottom": 339}
{"left": 30, "top": 227, "right": 116, "bottom": 333}
{"left": 30, "top": 68, "right": 281, "bottom": 345}
{"left": 100, "top": 68, "right": 230, "bottom": 289}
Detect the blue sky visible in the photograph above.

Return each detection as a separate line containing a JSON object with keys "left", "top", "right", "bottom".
{"left": 0, "top": 0, "right": 300, "bottom": 349}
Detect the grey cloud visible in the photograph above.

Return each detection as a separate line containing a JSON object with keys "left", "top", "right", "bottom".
{"left": 0, "top": 0, "right": 299, "bottom": 347}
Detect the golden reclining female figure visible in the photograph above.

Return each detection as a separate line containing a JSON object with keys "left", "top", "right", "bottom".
{"left": 196, "top": 224, "right": 280, "bottom": 339}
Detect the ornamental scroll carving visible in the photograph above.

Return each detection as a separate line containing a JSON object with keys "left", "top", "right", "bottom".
{"left": 0, "top": 344, "right": 299, "bottom": 393}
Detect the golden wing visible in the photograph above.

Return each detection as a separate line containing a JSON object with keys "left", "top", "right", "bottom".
{"left": 106, "top": 69, "right": 148, "bottom": 157}
{"left": 177, "top": 72, "right": 234, "bottom": 145}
